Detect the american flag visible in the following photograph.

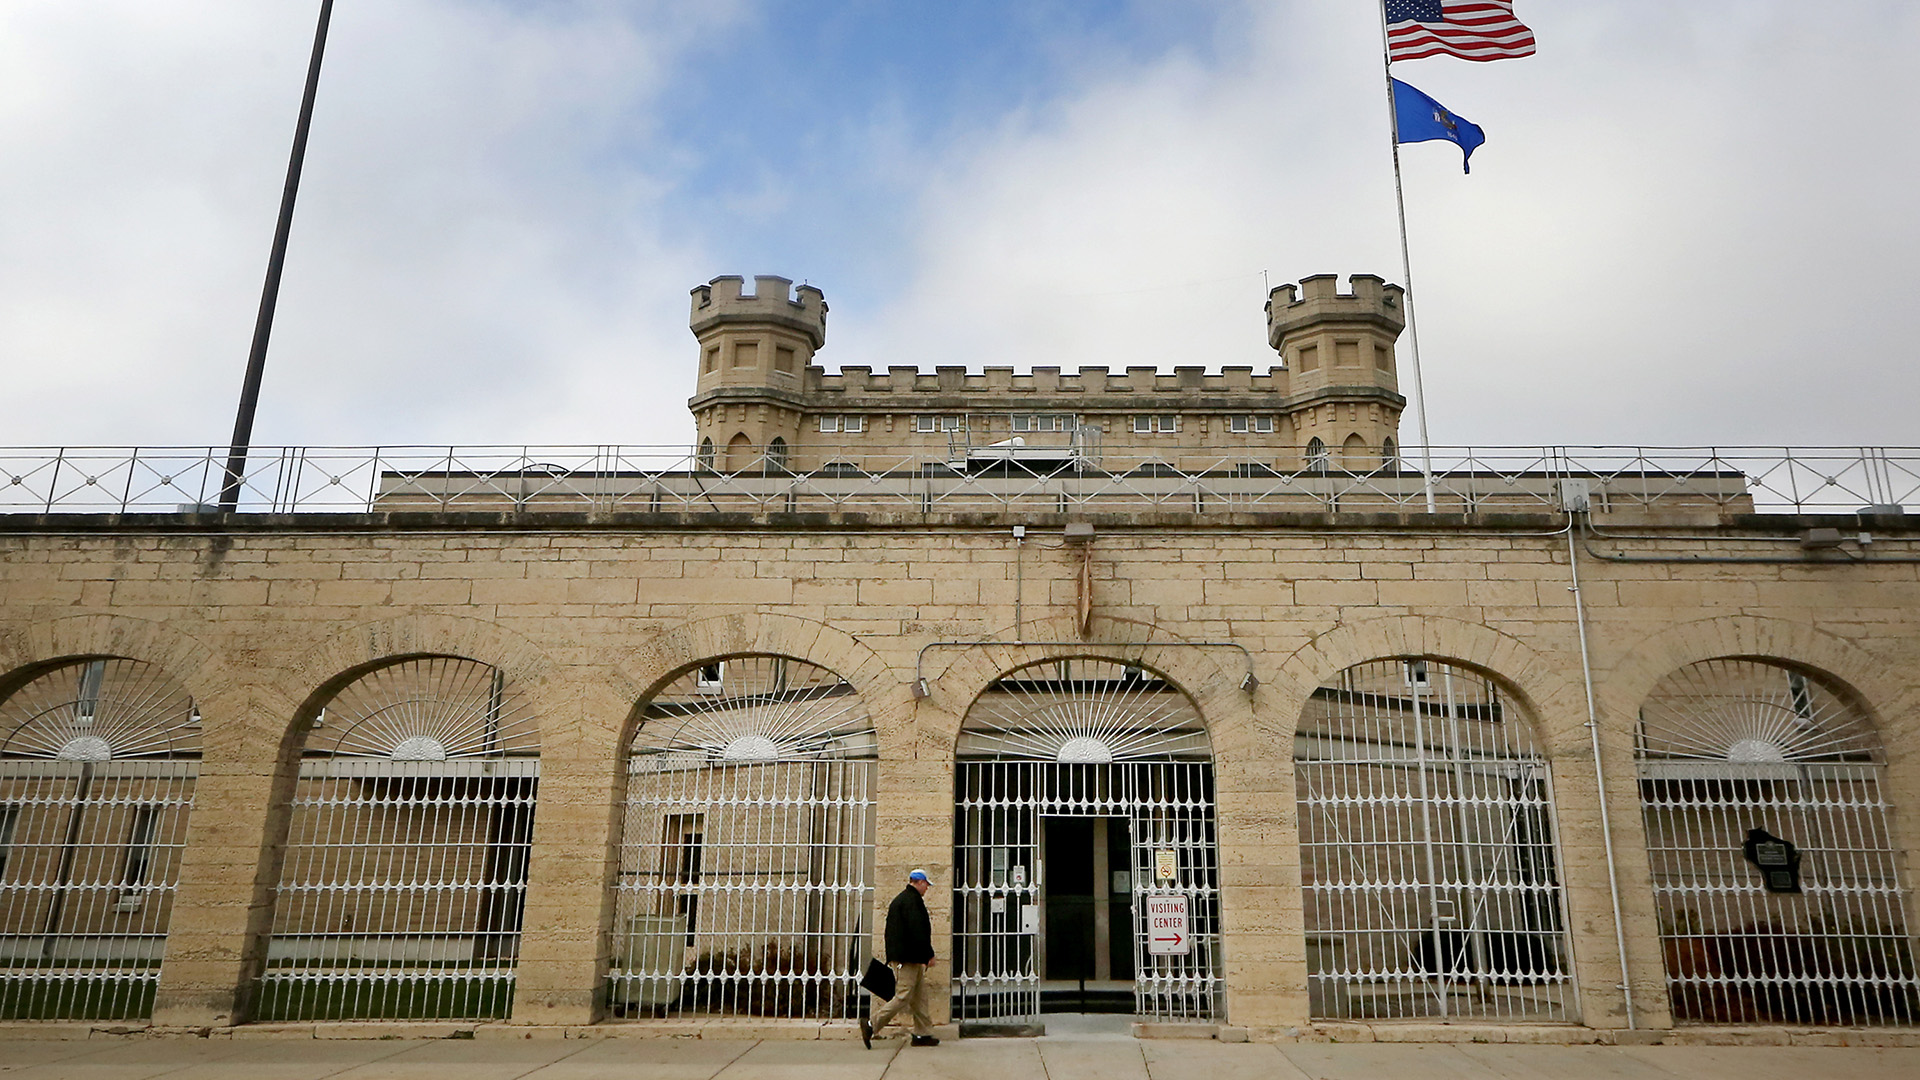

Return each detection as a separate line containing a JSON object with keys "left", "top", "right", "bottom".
{"left": 1385, "top": 0, "right": 1536, "bottom": 63}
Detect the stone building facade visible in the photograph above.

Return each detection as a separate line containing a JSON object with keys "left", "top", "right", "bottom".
{"left": 689, "top": 273, "right": 1406, "bottom": 474}
{"left": 0, "top": 274, "right": 1916, "bottom": 1044}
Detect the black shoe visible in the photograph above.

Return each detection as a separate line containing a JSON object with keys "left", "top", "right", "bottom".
{"left": 910, "top": 1035, "right": 940, "bottom": 1047}
{"left": 859, "top": 1019, "right": 872, "bottom": 1049}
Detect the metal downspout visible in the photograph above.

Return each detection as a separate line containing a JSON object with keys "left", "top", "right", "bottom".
{"left": 1566, "top": 512, "right": 1638, "bottom": 1028}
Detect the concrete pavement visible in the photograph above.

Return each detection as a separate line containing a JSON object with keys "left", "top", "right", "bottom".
{"left": 2, "top": 1034, "right": 1919, "bottom": 1079}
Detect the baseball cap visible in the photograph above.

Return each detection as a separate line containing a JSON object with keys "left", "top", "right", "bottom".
{"left": 909, "top": 869, "right": 929, "bottom": 882}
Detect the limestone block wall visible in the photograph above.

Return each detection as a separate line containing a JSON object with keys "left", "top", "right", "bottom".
{"left": 0, "top": 510, "right": 1915, "bottom": 1036}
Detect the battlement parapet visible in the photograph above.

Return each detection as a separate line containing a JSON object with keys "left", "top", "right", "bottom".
{"left": 1266, "top": 273, "right": 1405, "bottom": 349}
{"left": 801, "top": 364, "right": 1288, "bottom": 397}
{"left": 690, "top": 274, "right": 827, "bottom": 348}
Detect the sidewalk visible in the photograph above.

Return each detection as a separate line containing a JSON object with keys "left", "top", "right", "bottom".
{"left": 1, "top": 1035, "right": 1918, "bottom": 1080}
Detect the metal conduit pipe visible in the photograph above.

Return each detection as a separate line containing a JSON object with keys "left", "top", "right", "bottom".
{"left": 1565, "top": 513, "right": 1638, "bottom": 1029}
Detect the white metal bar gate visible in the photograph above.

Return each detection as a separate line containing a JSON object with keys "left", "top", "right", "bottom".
{"left": 609, "top": 656, "right": 877, "bottom": 1022}
{"left": 255, "top": 657, "right": 539, "bottom": 1021}
{"left": 1637, "top": 658, "right": 1920, "bottom": 1024}
{"left": 954, "top": 659, "right": 1222, "bottom": 1025}
{"left": 1296, "top": 659, "right": 1578, "bottom": 1022}
{"left": 0, "top": 659, "right": 200, "bottom": 1021}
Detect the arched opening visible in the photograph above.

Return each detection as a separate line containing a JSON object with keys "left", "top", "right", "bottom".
{"left": 953, "top": 659, "right": 1220, "bottom": 1026}
{"left": 724, "top": 433, "right": 754, "bottom": 474}
{"left": 766, "top": 437, "right": 789, "bottom": 473}
{"left": 1295, "top": 659, "right": 1576, "bottom": 1022}
{"left": 697, "top": 438, "right": 715, "bottom": 473}
{"left": 254, "top": 657, "right": 540, "bottom": 1022}
{"left": 1341, "top": 433, "right": 1368, "bottom": 470}
{"left": 607, "top": 656, "right": 877, "bottom": 1022}
{"left": 0, "top": 659, "right": 200, "bottom": 1021}
{"left": 1636, "top": 658, "right": 1919, "bottom": 1024}
{"left": 1382, "top": 437, "right": 1398, "bottom": 469}
{"left": 1305, "top": 437, "right": 1328, "bottom": 473}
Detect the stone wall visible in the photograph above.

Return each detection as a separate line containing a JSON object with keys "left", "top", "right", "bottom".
{"left": 0, "top": 509, "right": 1915, "bottom": 1037}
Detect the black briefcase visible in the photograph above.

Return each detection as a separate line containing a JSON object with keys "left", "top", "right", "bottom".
{"left": 860, "top": 958, "right": 896, "bottom": 1001}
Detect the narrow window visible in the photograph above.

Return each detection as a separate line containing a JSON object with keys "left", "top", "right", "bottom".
{"left": 662, "top": 814, "right": 705, "bottom": 946}
{"left": 1227, "top": 416, "right": 1250, "bottom": 434}
{"left": 695, "top": 663, "right": 724, "bottom": 693}
{"left": 115, "top": 804, "right": 159, "bottom": 912}
{"left": 1787, "top": 670, "right": 1816, "bottom": 724}
{"left": 842, "top": 415, "right": 864, "bottom": 434}
{"left": 1404, "top": 659, "right": 1431, "bottom": 689}
{"left": 122, "top": 805, "right": 158, "bottom": 888}
{"left": 1306, "top": 436, "right": 1327, "bottom": 470}
{"left": 940, "top": 416, "right": 964, "bottom": 432}
{"left": 1132, "top": 416, "right": 1153, "bottom": 434}
{"left": 1158, "top": 415, "right": 1178, "bottom": 433}
{"left": 818, "top": 415, "right": 840, "bottom": 434}
{"left": 915, "top": 416, "right": 938, "bottom": 433}
{"left": 1254, "top": 416, "right": 1276, "bottom": 434}
{"left": 1012, "top": 415, "right": 1032, "bottom": 433}
{"left": 76, "top": 659, "right": 106, "bottom": 725}
{"left": 0, "top": 804, "right": 18, "bottom": 881}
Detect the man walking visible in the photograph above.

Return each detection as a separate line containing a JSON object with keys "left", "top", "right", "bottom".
{"left": 861, "top": 868, "right": 939, "bottom": 1048}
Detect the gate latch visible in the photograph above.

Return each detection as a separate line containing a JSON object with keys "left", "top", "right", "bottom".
{"left": 1742, "top": 827, "right": 1803, "bottom": 894}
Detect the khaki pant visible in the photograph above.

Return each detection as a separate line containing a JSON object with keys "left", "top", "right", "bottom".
{"left": 869, "top": 962, "right": 932, "bottom": 1037}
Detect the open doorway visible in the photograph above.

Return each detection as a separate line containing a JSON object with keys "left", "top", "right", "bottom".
{"left": 1040, "top": 816, "right": 1134, "bottom": 1012}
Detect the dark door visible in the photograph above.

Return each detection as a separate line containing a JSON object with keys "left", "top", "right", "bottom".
{"left": 1043, "top": 817, "right": 1097, "bottom": 979}
{"left": 1042, "top": 815, "right": 1133, "bottom": 984}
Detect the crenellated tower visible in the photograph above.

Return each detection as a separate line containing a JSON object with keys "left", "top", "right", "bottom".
{"left": 687, "top": 275, "right": 827, "bottom": 471}
{"left": 1266, "top": 273, "right": 1408, "bottom": 469}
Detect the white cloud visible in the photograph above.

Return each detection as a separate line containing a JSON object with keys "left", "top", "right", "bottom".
{"left": 0, "top": 0, "right": 741, "bottom": 450}
{"left": 2, "top": 0, "right": 1915, "bottom": 457}
{"left": 840, "top": 0, "right": 1920, "bottom": 448}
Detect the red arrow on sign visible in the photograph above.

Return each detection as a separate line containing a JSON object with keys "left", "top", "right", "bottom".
{"left": 1153, "top": 933, "right": 1184, "bottom": 947}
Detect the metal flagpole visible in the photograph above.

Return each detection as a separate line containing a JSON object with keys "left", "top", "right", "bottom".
{"left": 1375, "top": 3, "right": 1437, "bottom": 512}
{"left": 219, "top": 0, "right": 335, "bottom": 511}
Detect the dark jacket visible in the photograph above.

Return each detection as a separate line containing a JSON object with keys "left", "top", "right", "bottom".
{"left": 884, "top": 884, "right": 934, "bottom": 964}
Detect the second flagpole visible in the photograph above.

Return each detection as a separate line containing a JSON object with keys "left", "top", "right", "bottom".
{"left": 1375, "top": 6, "right": 1438, "bottom": 512}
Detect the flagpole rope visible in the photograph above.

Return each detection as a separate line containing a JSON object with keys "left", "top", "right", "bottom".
{"left": 1376, "top": 4, "right": 1438, "bottom": 513}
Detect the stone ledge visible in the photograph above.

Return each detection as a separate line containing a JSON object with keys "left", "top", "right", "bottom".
{"left": 1258, "top": 1023, "right": 1920, "bottom": 1048}
{"left": 1132, "top": 1022, "right": 1218, "bottom": 1039}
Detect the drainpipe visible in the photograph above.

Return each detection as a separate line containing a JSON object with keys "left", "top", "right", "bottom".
{"left": 1566, "top": 513, "right": 1638, "bottom": 1029}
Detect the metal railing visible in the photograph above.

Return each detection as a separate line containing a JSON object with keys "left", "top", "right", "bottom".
{"left": 0, "top": 445, "right": 1913, "bottom": 517}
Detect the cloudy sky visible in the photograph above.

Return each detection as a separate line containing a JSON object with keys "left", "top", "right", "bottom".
{"left": 2, "top": 1, "right": 1915, "bottom": 452}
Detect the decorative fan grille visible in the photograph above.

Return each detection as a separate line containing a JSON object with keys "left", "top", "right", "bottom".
{"left": 631, "top": 656, "right": 876, "bottom": 762}
{"left": 259, "top": 656, "right": 539, "bottom": 1022}
{"left": 0, "top": 658, "right": 199, "bottom": 1021}
{"left": 1636, "top": 658, "right": 1916, "bottom": 1025}
{"left": 958, "top": 659, "right": 1207, "bottom": 761}
{"left": 1637, "top": 658, "right": 1879, "bottom": 764}
{"left": 611, "top": 655, "right": 877, "bottom": 1022}
{"left": 307, "top": 656, "right": 538, "bottom": 760}
{"left": 1, "top": 658, "right": 201, "bottom": 760}
{"left": 1295, "top": 659, "right": 1576, "bottom": 1023}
